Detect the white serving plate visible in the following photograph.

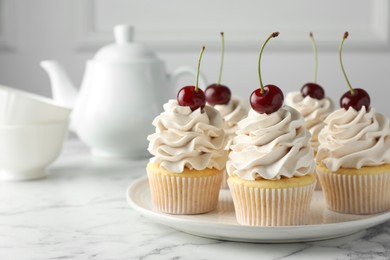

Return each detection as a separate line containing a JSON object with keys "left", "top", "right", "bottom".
{"left": 127, "top": 176, "right": 390, "bottom": 243}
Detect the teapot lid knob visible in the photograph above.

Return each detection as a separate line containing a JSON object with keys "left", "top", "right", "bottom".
{"left": 93, "top": 24, "right": 158, "bottom": 61}
{"left": 114, "top": 24, "right": 134, "bottom": 44}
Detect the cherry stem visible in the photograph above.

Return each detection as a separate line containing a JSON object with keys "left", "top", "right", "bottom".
{"left": 309, "top": 32, "right": 318, "bottom": 83}
{"left": 195, "top": 46, "right": 205, "bottom": 92}
{"left": 217, "top": 32, "right": 224, "bottom": 86}
{"left": 339, "top": 31, "right": 354, "bottom": 95}
{"left": 258, "top": 32, "right": 279, "bottom": 93}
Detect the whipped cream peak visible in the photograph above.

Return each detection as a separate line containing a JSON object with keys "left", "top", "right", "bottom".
{"left": 148, "top": 100, "right": 226, "bottom": 173}
{"left": 317, "top": 106, "right": 390, "bottom": 171}
{"left": 210, "top": 96, "right": 249, "bottom": 149}
{"left": 285, "top": 91, "right": 334, "bottom": 150}
{"left": 227, "top": 105, "right": 315, "bottom": 180}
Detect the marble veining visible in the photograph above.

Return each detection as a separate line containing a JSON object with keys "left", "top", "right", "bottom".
{"left": 0, "top": 139, "right": 389, "bottom": 260}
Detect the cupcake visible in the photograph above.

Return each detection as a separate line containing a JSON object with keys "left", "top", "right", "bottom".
{"left": 209, "top": 97, "right": 248, "bottom": 188}
{"left": 227, "top": 105, "right": 316, "bottom": 226}
{"left": 147, "top": 46, "right": 226, "bottom": 215}
{"left": 316, "top": 107, "right": 390, "bottom": 214}
{"left": 147, "top": 100, "right": 226, "bottom": 214}
{"left": 226, "top": 32, "right": 316, "bottom": 226}
{"left": 316, "top": 31, "right": 390, "bottom": 215}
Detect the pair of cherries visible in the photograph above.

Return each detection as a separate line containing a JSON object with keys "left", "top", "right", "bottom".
{"left": 177, "top": 81, "right": 231, "bottom": 111}
{"left": 303, "top": 83, "right": 370, "bottom": 111}
{"left": 301, "top": 31, "right": 370, "bottom": 111}
{"left": 177, "top": 33, "right": 231, "bottom": 111}
{"left": 177, "top": 31, "right": 370, "bottom": 114}
{"left": 177, "top": 32, "right": 281, "bottom": 114}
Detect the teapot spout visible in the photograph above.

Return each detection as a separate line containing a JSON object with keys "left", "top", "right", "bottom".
{"left": 40, "top": 60, "right": 78, "bottom": 109}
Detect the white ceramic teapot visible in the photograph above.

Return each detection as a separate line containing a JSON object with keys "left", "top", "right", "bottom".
{"left": 41, "top": 25, "right": 206, "bottom": 158}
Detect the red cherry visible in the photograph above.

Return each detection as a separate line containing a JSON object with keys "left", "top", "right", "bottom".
{"left": 301, "top": 83, "right": 325, "bottom": 100}
{"left": 205, "top": 33, "right": 231, "bottom": 106}
{"left": 340, "top": 88, "right": 370, "bottom": 111}
{"left": 250, "top": 85, "right": 284, "bottom": 114}
{"left": 177, "top": 86, "right": 206, "bottom": 111}
{"left": 205, "top": 84, "right": 231, "bottom": 105}
{"left": 177, "top": 46, "right": 206, "bottom": 111}
{"left": 304, "top": 33, "right": 324, "bottom": 100}
{"left": 338, "top": 32, "right": 370, "bottom": 111}
{"left": 251, "top": 32, "right": 282, "bottom": 114}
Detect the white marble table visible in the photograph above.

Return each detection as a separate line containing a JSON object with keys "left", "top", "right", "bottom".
{"left": 1, "top": 139, "right": 389, "bottom": 260}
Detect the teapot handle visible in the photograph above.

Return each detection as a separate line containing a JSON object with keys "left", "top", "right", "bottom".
{"left": 169, "top": 66, "right": 208, "bottom": 92}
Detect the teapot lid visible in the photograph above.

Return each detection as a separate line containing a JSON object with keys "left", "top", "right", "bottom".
{"left": 93, "top": 25, "right": 157, "bottom": 62}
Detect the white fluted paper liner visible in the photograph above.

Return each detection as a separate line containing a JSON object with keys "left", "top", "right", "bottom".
{"left": 147, "top": 171, "right": 223, "bottom": 215}
{"left": 228, "top": 179, "right": 316, "bottom": 226}
{"left": 317, "top": 167, "right": 390, "bottom": 214}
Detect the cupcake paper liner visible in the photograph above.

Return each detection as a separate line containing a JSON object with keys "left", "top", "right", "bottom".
{"left": 317, "top": 167, "right": 390, "bottom": 214}
{"left": 147, "top": 170, "right": 223, "bottom": 215}
{"left": 228, "top": 179, "right": 316, "bottom": 226}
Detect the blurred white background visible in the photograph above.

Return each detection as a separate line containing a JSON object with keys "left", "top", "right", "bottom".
{"left": 0, "top": 0, "right": 389, "bottom": 116}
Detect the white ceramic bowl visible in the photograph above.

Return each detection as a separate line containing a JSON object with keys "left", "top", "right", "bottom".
{"left": 0, "top": 120, "right": 69, "bottom": 181}
{"left": 0, "top": 85, "right": 72, "bottom": 124}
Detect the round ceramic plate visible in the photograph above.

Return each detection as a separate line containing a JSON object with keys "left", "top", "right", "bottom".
{"left": 127, "top": 176, "right": 390, "bottom": 243}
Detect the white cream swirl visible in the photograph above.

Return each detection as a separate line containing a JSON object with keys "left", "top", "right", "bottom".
{"left": 317, "top": 107, "right": 390, "bottom": 171}
{"left": 226, "top": 105, "right": 315, "bottom": 180}
{"left": 211, "top": 96, "right": 249, "bottom": 149}
{"left": 147, "top": 100, "right": 226, "bottom": 173}
{"left": 285, "top": 91, "right": 334, "bottom": 151}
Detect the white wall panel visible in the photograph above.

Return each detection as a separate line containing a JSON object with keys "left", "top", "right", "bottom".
{"left": 75, "top": 0, "right": 390, "bottom": 52}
